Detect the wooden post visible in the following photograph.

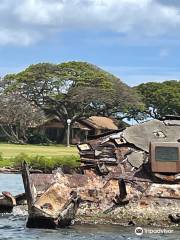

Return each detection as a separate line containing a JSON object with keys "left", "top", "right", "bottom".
{"left": 21, "top": 161, "right": 34, "bottom": 209}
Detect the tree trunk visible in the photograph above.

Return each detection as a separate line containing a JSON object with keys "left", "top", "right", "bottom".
{"left": 0, "top": 125, "right": 26, "bottom": 144}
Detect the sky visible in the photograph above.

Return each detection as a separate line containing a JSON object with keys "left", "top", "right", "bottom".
{"left": 1, "top": 0, "right": 180, "bottom": 86}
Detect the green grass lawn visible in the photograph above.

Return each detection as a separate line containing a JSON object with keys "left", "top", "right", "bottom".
{"left": 0, "top": 143, "right": 78, "bottom": 158}
{"left": 0, "top": 144, "right": 79, "bottom": 170}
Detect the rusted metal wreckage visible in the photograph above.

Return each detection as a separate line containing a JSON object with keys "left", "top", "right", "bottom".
{"left": 0, "top": 192, "right": 26, "bottom": 213}
{"left": 21, "top": 118, "right": 180, "bottom": 228}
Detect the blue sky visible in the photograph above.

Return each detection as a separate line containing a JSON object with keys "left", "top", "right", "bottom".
{"left": 1, "top": 0, "right": 180, "bottom": 86}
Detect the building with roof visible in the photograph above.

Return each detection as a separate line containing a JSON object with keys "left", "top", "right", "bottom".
{"left": 39, "top": 116, "right": 119, "bottom": 144}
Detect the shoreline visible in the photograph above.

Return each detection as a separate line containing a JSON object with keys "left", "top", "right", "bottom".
{"left": 75, "top": 198, "right": 180, "bottom": 228}
{"left": 0, "top": 170, "right": 179, "bottom": 228}
{"left": 0, "top": 168, "right": 20, "bottom": 174}
{"left": 0, "top": 168, "right": 44, "bottom": 174}
{"left": 75, "top": 218, "right": 180, "bottom": 229}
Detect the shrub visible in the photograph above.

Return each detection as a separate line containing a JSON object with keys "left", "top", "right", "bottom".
{"left": 0, "top": 152, "right": 13, "bottom": 168}
{"left": 12, "top": 153, "right": 80, "bottom": 171}
{"left": 0, "top": 152, "right": 3, "bottom": 161}
{"left": 27, "top": 131, "right": 51, "bottom": 144}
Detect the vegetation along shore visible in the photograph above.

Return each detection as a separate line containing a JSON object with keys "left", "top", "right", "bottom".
{"left": 0, "top": 144, "right": 79, "bottom": 172}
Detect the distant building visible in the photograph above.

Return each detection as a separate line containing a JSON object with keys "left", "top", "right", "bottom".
{"left": 38, "top": 116, "right": 119, "bottom": 143}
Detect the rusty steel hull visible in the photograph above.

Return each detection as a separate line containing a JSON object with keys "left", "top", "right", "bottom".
{"left": 76, "top": 119, "right": 180, "bottom": 226}
{"left": 22, "top": 162, "right": 80, "bottom": 229}
{"left": 0, "top": 198, "right": 14, "bottom": 213}
{"left": 0, "top": 192, "right": 16, "bottom": 213}
{"left": 22, "top": 165, "right": 180, "bottom": 227}
{"left": 21, "top": 119, "right": 180, "bottom": 228}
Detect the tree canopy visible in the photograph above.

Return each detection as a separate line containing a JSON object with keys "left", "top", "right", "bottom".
{"left": 0, "top": 93, "right": 45, "bottom": 143}
{"left": 3, "top": 61, "right": 142, "bottom": 123}
{"left": 135, "top": 80, "right": 180, "bottom": 119}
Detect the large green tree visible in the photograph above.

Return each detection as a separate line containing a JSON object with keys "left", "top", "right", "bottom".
{"left": 2, "top": 61, "right": 142, "bottom": 125}
{"left": 135, "top": 80, "right": 180, "bottom": 119}
{"left": 0, "top": 93, "right": 45, "bottom": 143}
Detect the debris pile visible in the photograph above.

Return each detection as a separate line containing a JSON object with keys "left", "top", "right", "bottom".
{"left": 22, "top": 162, "right": 80, "bottom": 228}
{"left": 9, "top": 118, "right": 180, "bottom": 228}
{"left": 78, "top": 119, "right": 180, "bottom": 175}
{"left": 0, "top": 192, "right": 26, "bottom": 213}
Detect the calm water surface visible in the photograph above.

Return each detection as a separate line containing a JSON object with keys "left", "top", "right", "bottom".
{"left": 0, "top": 174, "right": 179, "bottom": 240}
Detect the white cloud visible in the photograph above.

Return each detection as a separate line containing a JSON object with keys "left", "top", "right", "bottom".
{"left": 0, "top": 28, "right": 40, "bottom": 46}
{"left": 1, "top": 0, "right": 180, "bottom": 46}
{"left": 14, "top": 0, "right": 64, "bottom": 26}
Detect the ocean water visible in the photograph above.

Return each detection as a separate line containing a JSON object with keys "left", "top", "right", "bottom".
{"left": 0, "top": 174, "right": 179, "bottom": 240}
